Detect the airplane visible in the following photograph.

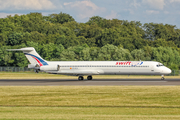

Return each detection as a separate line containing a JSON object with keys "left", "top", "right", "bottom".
{"left": 7, "top": 47, "right": 172, "bottom": 80}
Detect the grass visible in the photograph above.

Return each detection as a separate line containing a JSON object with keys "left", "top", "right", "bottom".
{"left": 0, "top": 73, "right": 179, "bottom": 119}
{"left": 0, "top": 72, "right": 179, "bottom": 79}
{"left": 0, "top": 86, "right": 180, "bottom": 119}
{"left": 1, "top": 107, "right": 180, "bottom": 120}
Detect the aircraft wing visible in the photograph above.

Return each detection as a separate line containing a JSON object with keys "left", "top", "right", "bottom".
{"left": 47, "top": 70, "right": 104, "bottom": 75}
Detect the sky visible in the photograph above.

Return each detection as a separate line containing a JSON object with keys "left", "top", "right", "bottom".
{"left": 1, "top": 0, "right": 180, "bottom": 28}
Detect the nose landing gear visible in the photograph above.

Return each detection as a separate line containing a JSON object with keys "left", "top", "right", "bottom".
{"left": 161, "top": 75, "right": 165, "bottom": 80}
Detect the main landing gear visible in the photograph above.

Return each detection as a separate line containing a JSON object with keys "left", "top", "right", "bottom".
{"left": 78, "top": 76, "right": 93, "bottom": 81}
{"left": 78, "top": 76, "right": 84, "bottom": 81}
{"left": 87, "top": 76, "right": 92, "bottom": 80}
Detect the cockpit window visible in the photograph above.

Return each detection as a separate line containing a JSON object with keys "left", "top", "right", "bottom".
{"left": 156, "top": 64, "right": 164, "bottom": 67}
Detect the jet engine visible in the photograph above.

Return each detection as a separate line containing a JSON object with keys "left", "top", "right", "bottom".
{"left": 28, "top": 64, "right": 40, "bottom": 73}
{"left": 40, "top": 65, "right": 60, "bottom": 71}
{"left": 28, "top": 64, "right": 37, "bottom": 69}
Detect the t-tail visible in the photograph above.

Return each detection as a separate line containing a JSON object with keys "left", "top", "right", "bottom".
{"left": 7, "top": 47, "right": 48, "bottom": 70}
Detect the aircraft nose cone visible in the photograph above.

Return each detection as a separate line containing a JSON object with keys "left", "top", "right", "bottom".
{"left": 166, "top": 68, "right": 172, "bottom": 74}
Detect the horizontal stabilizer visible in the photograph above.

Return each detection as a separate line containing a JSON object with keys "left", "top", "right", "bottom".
{"left": 7, "top": 47, "right": 35, "bottom": 52}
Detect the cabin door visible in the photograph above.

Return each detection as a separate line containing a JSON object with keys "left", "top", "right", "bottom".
{"left": 57, "top": 65, "right": 60, "bottom": 71}
{"left": 151, "top": 65, "right": 154, "bottom": 73}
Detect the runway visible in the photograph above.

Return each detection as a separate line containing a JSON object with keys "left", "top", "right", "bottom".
{"left": 0, "top": 78, "right": 180, "bottom": 86}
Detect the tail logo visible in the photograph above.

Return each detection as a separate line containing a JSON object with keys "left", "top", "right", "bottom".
{"left": 25, "top": 53, "right": 48, "bottom": 66}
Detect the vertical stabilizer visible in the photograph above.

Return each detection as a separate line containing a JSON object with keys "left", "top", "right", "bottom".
{"left": 7, "top": 47, "right": 48, "bottom": 66}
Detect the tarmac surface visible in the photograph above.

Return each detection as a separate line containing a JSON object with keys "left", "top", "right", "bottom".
{"left": 0, "top": 78, "right": 180, "bottom": 86}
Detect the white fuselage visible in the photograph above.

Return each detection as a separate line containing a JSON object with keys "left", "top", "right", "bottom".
{"left": 7, "top": 47, "right": 172, "bottom": 78}
{"left": 42, "top": 61, "right": 171, "bottom": 76}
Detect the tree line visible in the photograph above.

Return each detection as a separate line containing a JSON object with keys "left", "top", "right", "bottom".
{"left": 0, "top": 12, "right": 180, "bottom": 70}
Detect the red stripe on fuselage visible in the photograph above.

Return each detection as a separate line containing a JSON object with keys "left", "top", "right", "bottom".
{"left": 32, "top": 56, "right": 43, "bottom": 66}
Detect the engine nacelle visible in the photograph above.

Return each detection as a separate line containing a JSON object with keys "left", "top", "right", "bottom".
{"left": 28, "top": 64, "right": 40, "bottom": 69}
{"left": 40, "top": 65, "right": 59, "bottom": 71}
{"left": 28, "top": 64, "right": 40, "bottom": 70}
{"left": 28, "top": 64, "right": 36, "bottom": 69}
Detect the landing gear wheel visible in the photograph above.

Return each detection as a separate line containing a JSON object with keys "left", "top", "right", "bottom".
{"left": 78, "top": 76, "right": 84, "bottom": 81}
{"left": 87, "top": 76, "right": 92, "bottom": 80}
{"left": 161, "top": 75, "right": 165, "bottom": 80}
